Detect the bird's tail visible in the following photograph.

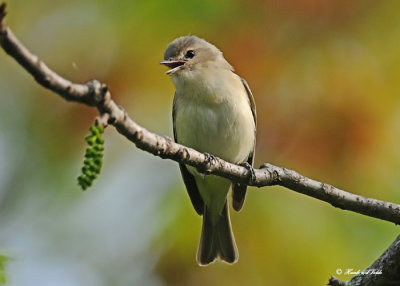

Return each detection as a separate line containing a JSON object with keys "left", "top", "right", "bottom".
{"left": 196, "top": 201, "right": 238, "bottom": 266}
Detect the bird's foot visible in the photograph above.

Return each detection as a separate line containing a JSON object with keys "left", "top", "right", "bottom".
{"left": 240, "top": 162, "right": 256, "bottom": 185}
{"left": 201, "top": 152, "right": 216, "bottom": 175}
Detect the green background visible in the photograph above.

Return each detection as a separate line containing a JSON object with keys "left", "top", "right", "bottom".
{"left": 1, "top": 0, "right": 400, "bottom": 285}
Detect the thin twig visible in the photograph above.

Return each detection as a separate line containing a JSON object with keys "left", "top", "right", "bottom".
{"left": 328, "top": 276, "right": 347, "bottom": 286}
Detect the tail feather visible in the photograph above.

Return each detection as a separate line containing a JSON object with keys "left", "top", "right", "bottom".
{"left": 196, "top": 202, "right": 238, "bottom": 266}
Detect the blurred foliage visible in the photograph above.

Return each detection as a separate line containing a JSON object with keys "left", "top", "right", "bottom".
{"left": 0, "top": 255, "right": 6, "bottom": 285}
{"left": 1, "top": 0, "right": 400, "bottom": 285}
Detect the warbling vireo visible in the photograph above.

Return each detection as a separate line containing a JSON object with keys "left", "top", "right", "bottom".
{"left": 160, "top": 36, "right": 256, "bottom": 265}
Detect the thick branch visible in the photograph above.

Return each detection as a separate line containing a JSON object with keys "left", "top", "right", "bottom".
{"left": 1, "top": 4, "right": 400, "bottom": 227}
{"left": 328, "top": 235, "right": 400, "bottom": 286}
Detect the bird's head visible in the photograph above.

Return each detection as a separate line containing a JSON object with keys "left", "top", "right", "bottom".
{"left": 160, "top": 36, "right": 233, "bottom": 78}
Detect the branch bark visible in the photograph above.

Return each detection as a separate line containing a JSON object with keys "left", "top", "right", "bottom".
{"left": 1, "top": 3, "right": 400, "bottom": 226}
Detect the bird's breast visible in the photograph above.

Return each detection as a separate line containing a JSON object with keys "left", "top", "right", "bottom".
{"left": 174, "top": 74, "right": 255, "bottom": 164}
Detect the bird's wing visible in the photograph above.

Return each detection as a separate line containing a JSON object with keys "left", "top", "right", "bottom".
{"left": 173, "top": 94, "right": 204, "bottom": 215}
{"left": 232, "top": 77, "right": 257, "bottom": 212}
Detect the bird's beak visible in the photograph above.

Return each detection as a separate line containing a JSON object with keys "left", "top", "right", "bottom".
{"left": 159, "top": 60, "right": 186, "bottom": 74}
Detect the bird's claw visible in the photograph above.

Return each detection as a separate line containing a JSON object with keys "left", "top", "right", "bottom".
{"left": 197, "top": 152, "right": 216, "bottom": 176}
{"left": 204, "top": 152, "right": 215, "bottom": 172}
{"left": 241, "top": 162, "right": 256, "bottom": 184}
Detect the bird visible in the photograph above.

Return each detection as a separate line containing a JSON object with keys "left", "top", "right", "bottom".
{"left": 160, "top": 36, "right": 256, "bottom": 265}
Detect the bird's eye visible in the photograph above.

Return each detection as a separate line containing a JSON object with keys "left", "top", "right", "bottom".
{"left": 185, "top": 50, "right": 195, "bottom": 59}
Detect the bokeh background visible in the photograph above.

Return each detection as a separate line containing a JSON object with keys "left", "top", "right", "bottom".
{"left": 1, "top": 0, "right": 400, "bottom": 285}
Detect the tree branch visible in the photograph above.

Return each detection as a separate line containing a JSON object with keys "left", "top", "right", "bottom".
{"left": 328, "top": 235, "right": 400, "bottom": 286}
{"left": 1, "top": 3, "right": 400, "bottom": 227}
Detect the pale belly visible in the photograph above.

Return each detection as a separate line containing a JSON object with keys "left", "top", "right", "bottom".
{"left": 174, "top": 98, "right": 255, "bottom": 164}
{"left": 175, "top": 98, "right": 255, "bottom": 215}
{"left": 172, "top": 69, "right": 256, "bottom": 215}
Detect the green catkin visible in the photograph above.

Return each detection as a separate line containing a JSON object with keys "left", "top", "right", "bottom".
{"left": 77, "top": 124, "right": 105, "bottom": 190}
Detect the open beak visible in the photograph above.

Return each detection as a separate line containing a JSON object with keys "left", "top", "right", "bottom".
{"left": 159, "top": 60, "right": 186, "bottom": 74}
